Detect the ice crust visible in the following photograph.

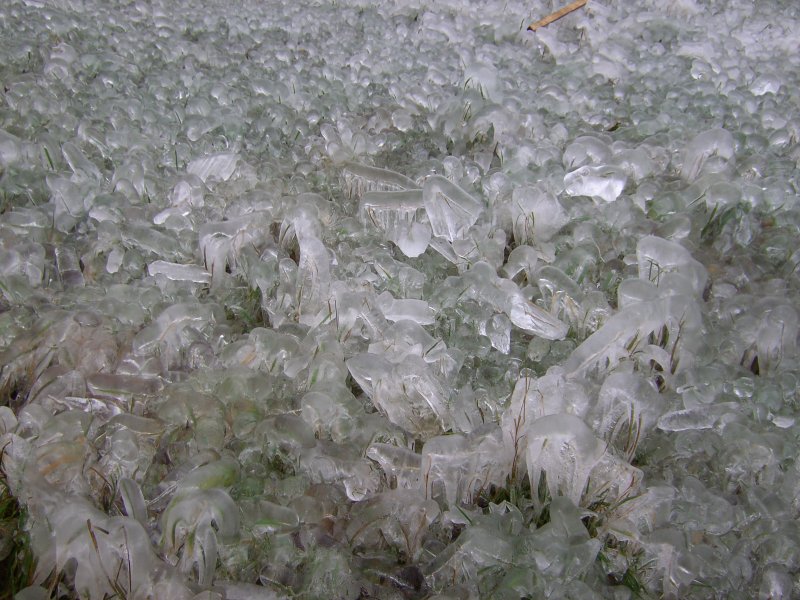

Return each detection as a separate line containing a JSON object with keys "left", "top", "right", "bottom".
{"left": 1, "top": 0, "right": 800, "bottom": 598}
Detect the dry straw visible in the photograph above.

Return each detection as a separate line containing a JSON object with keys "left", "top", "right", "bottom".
{"left": 528, "top": 0, "right": 588, "bottom": 31}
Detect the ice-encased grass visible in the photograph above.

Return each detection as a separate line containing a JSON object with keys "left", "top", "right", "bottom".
{"left": 1, "top": 0, "right": 800, "bottom": 598}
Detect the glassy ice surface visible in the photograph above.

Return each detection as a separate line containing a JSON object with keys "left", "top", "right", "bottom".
{"left": 1, "top": 0, "right": 800, "bottom": 597}
{"left": 564, "top": 164, "right": 628, "bottom": 203}
{"left": 423, "top": 175, "right": 484, "bottom": 242}
{"left": 680, "top": 128, "right": 736, "bottom": 182}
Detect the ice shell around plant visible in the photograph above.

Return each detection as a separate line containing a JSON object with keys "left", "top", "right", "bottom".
{"left": 0, "top": 0, "right": 799, "bottom": 598}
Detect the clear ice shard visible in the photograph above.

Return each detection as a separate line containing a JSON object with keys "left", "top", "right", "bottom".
{"left": 122, "top": 224, "right": 183, "bottom": 260}
{"left": 367, "top": 319, "right": 461, "bottom": 381}
{"left": 423, "top": 175, "right": 484, "bottom": 242}
{"left": 617, "top": 278, "right": 660, "bottom": 308}
{"left": 119, "top": 477, "right": 148, "bottom": 525}
{"left": 62, "top": 141, "right": 102, "bottom": 182}
{"left": 680, "top": 128, "right": 735, "bottom": 182}
{"left": 589, "top": 372, "right": 660, "bottom": 449}
{"left": 298, "top": 441, "right": 380, "bottom": 501}
{"left": 613, "top": 147, "right": 655, "bottom": 182}
{"left": 0, "top": 128, "right": 22, "bottom": 167}
{"left": 751, "top": 301, "right": 799, "bottom": 372}
{"left": 536, "top": 265, "right": 584, "bottom": 314}
{"left": 503, "top": 369, "right": 593, "bottom": 444}
{"left": 168, "top": 175, "right": 205, "bottom": 208}
{"left": 501, "top": 245, "right": 539, "bottom": 282}
{"left": 506, "top": 292, "right": 569, "bottom": 340}
{"left": 394, "top": 221, "right": 432, "bottom": 258}
{"left": 300, "top": 384, "right": 362, "bottom": 442}
{"left": 526, "top": 414, "right": 607, "bottom": 506}
{"left": 521, "top": 496, "right": 602, "bottom": 583}
{"left": 485, "top": 313, "right": 512, "bottom": 353}
{"left": 48, "top": 175, "right": 88, "bottom": 232}
{"left": 359, "top": 190, "right": 423, "bottom": 227}
{"left": 247, "top": 499, "right": 299, "bottom": 535}
{"left": 564, "top": 165, "right": 628, "bottom": 203}
{"left": 49, "top": 499, "right": 161, "bottom": 600}
{"left": 379, "top": 297, "right": 435, "bottom": 325}
{"left": 161, "top": 487, "right": 239, "bottom": 584}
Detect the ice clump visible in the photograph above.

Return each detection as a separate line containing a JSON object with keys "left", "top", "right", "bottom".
{"left": 162, "top": 487, "right": 239, "bottom": 585}
{"left": 423, "top": 175, "right": 484, "bottom": 242}
{"left": 62, "top": 141, "right": 103, "bottom": 182}
{"left": 636, "top": 235, "right": 709, "bottom": 297}
{"left": 501, "top": 245, "right": 538, "bottom": 282}
{"left": 186, "top": 152, "right": 239, "bottom": 184}
{"left": 503, "top": 185, "right": 569, "bottom": 245}
{"left": 425, "top": 520, "right": 514, "bottom": 591}
{"left": 657, "top": 402, "right": 741, "bottom": 432}
{"left": 422, "top": 427, "right": 509, "bottom": 507}
{"left": 526, "top": 414, "right": 607, "bottom": 506}
{"left": 358, "top": 189, "right": 430, "bottom": 257}
{"left": 148, "top": 260, "right": 211, "bottom": 284}
{"left": 379, "top": 295, "right": 436, "bottom": 325}
{"left": 347, "top": 353, "right": 451, "bottom": 439}
{"left": 435, "top": 261, "right": 568, "bottom": 342}
{"left": 564, "top": 293, "right": 702, "bottom": 379}
{"left": 2, "top": 0, "right": 800, "bottom": 597}
{"left": 347, "top": 489, "right": 440, "bottom": 559}
{"left": 343, "top": 161, "right": 418, "bottom": 199}
{"left": 680, "top": 128, "right": 736, "bottom": 181}
{"left": 198, "top": 213, "right": 271, "bottom": 287}
{"left": 563, "top": 135, "right": 612, "bottom": 169}
{"left": 132, "top": 302, "right": 222, "bottom": 362}
{"left": 366, "top": 443, "right": 423, "bottom": 489}
{"left": 564, "top": 165, "right": 628, "bottom": 203}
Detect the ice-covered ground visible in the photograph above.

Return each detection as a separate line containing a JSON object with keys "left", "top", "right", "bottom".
{"left": 1, "top": 0, "right": 800, "bottom": 597}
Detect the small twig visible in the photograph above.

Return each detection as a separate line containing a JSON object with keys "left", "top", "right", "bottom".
{"left": 528, "top": 0, "right": 588, "bottom": 31}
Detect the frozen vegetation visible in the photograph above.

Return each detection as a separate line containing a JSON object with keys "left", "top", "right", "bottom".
{"left": 0, "top": 0, "right": 799, "bottom": 597}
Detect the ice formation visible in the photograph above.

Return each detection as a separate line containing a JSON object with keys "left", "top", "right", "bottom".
{"left": 1, "top": 0, "right": 800, "bottom": 598}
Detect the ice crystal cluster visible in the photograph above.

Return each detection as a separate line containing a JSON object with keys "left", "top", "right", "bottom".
{"left": 1, "top": 0, "right": 799, "bottom": 598}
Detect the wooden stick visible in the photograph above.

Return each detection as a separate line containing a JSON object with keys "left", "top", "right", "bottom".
{"left": 528, "top": 0, "right": 588, "bottom": 31}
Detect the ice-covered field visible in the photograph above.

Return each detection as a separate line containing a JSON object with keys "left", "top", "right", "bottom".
{"left": 1, "top": 0, "right": 800, "bottom": 597}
